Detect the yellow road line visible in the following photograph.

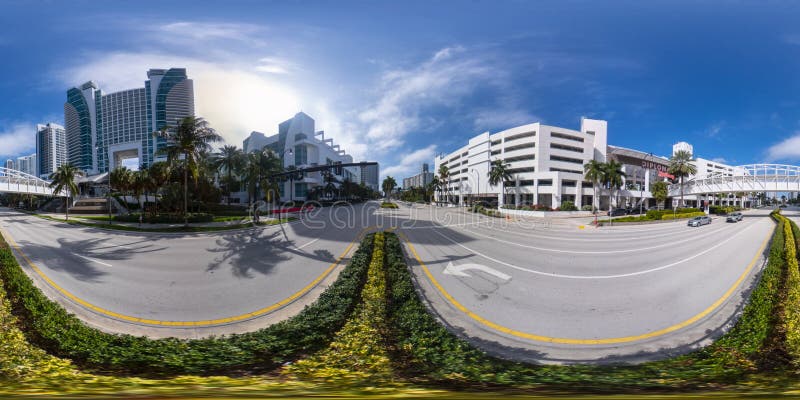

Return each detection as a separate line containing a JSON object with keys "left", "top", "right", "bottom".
{"left": 399, "top": 222, "right": 775, "bottom": 345}
{"left": 0, "top": 225, "right": 370, "bottom": 327}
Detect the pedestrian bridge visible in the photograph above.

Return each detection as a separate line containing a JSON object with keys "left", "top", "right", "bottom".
{"left": 0, "top": 167, "right": 54, "bottom": 196}
{"left": 669, "top": 164, "right": 800, "bottom": 196}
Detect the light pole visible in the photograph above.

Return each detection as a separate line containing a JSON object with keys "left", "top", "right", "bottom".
{"left": 471, "top": 169, "right": 480, "bottom": 206}
{"left": 640, "top": 152, "right": 653, "bottom": 215}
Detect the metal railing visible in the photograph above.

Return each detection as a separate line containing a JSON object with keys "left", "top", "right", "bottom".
{"left": 0, "top": 167, "right": 54, "bottom": 195}
{"left": 668, "top": 164, "right": 800, "bottom": 195}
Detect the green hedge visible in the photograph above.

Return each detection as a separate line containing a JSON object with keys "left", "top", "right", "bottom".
{"left": 0, "top": 234, "right": 375, "bottom": 376}
{"left": 380, "top": 202, "right": 399, "bottom": 209}
{"left": 661, "top": 211, "right": 707, "bottom": 220}
{"left": 645, "top": 208, "right": 700, "bottom": 220}
{"left": 383, "top": 214, "right": 789, "bottom": 387}
{"left": 710, "top": 205, "right": 742, "bottom": 215}
{"left": 113, "top": 213, "right": 214, "bottom": 224}
{"left": 783, "top": 218, "right": 800, "bottom": 367}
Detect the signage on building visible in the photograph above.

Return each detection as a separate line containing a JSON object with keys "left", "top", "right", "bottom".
{"left": 642, "top": 160, "right": 670, "bottom": 173}
{"left": 658, "top": 171, "right": 675, "bottom": 179}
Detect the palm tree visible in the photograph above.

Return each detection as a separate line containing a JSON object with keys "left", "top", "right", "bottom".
{"left": 215, "top": 145, "right": 243, "bottom": 205}
{"left": 488, "top": 159, "right": 513, "bottom": 206}
{"left": 110, "top": 166, "right": 133, "bottom": 208}
{"left": 426, "top": 177, "right": 439, "bottom": 203}
{"left": 668, "top": 150, "right": 697, "bottom": 208}
{"left": 148, "top": 161, "right": 171, "bottom": 215}
{"left": 49, "top": 164, "right": 82, "bottom": 221}
{"left": 437, "top": 164, "right": 450, "bottom": 204}
{"left": 382, "top": 176, "right": 397, "bottom": 201}
{"left": 603, "top": 160, "right": 627, "bottom": 212}
{"left": 132, "top": 169, "right": 150, "bottom": 213}
{"left": 650, "top": 180, "right": 669, "bottom": 210}
{"left": 159, "top": 116, "right": 222, "bottom": 226}
{"left": 583, "top": 160, "right": 605, "bottom": 213}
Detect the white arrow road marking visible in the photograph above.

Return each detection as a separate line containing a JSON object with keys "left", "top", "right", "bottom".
{"left": 443, "top": 261, "right": 511, "bottom": 281}
{"left": 74, "top": 254, "right": 112, "bottom": 267}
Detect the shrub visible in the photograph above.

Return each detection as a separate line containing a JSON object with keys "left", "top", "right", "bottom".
{"left": 661, "top": 212, "right": 707, "bottom": 220}
{"left": 783, "top": 218, "right": 800, "bottom": 366}
{"left": 113, "top": 213, "right": 214, "bottom": 224}
{"left": 581, "top": 204, "right": 593, "bottom": 211}
{"left": 380, "top": 202, "right": 399, "bottom": 209}
{"left": 559, "top": 200, "right": 578, "bottom": 211}
{"left": 0, "top": 233, "right": 376, "bottom": 376}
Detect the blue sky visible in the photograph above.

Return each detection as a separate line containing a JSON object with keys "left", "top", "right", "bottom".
{"left": 3, "top": 1, "right": 800, "bottom": 180}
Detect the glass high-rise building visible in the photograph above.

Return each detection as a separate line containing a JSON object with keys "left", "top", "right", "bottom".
{"left": 64, "top": 68, "right": 194, "bottom": 174}
{"left": 37, "top": 123, "right": 67, "bottom": 179}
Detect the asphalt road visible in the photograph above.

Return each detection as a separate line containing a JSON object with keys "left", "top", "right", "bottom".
{"left": 0, "top": 204, "right": 377, "bottom": 338}
{"left": 393, "top": 204, "right": 775, "bottom": 363}
{"left": 0, "top": 202, "right": 777, "bottom": 363}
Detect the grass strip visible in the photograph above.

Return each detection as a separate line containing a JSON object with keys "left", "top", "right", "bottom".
{"left": 285, "top": 232, "right": 395, "bottom": 385}
{"left": 383, "top": 213, "right": 790, "bottom": 390}
{"left": 35, "top": 213, "right": 294, "bottom": 233}
{"left": 0, "top": 232, "right": 374, "bottom": 376}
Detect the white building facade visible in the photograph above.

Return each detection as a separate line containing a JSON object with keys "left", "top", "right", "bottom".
{"left": 37, "top": 123, "right": 67, "bottom": 179}
{"left": 435, "top": 118, "right": 610, "bottom": 209}
{"left": 242, "top": 112, "right": 361, "bottom": 202}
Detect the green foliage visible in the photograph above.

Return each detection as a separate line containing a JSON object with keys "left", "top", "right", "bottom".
{"left": 710, "top": 205, "right": 743, "bottom": 215}
{"left": 559, "top": 200, "right": 578, "bottom": 211}
{"left": 0, "top": 233, "right": 375, "bottom": 376}
{"left": 581, "top": 204, "right": 593, "bottom": 211}
{"left": 113, "top": 213, "right": 214, "bottom": 224}
{"left": 469, "top": 205, "right": 502, "bottom": 217}
{"left": 286, "top": 233, "right": 393, "bottom": 384}
{"left": 661, "top": 211, "right": 707, "bottom": 220}
{"left": 380, "top": 202, "right": 399, "bottom": 209}
{"left": 783, "top": 218, "right": 800, "bottom": 367}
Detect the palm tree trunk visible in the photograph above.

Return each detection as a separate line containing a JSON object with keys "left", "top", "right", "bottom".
{"left": 227, "top": 169, "right": 232, "bottom": 205}
{"left": 65, "top": 195, "right": 70, "bottom": 221}
{"left": 680, "top": 176, "right": 684, "bottom": 208}
{"left": 184, "top": 164, "right": 188, "bottom": 227}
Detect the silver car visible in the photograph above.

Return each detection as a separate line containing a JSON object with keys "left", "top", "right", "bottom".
{"left": 688, "top": 215, "right": 712, "bottom": 227}
{"left": 726, "top": 212, "right": 743, "bottom": 223}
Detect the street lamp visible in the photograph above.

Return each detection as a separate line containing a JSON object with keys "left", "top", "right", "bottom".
{"left": 471, "top": 169, "right": 480, "bottom": 206}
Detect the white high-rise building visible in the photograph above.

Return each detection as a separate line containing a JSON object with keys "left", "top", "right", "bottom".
{"left": 15, "top": 154, "right": 37, "bottom": 177}
{"left": 241, "top": 112, "right": 365, "bottom": 201}
{"left": 37, "top": 123, "right": 67, "bottom": 179}
{"left": 65, "top": 68, "right": 194, "bottom": 174}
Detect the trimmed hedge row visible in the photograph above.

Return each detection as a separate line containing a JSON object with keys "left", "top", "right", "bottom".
{"left": 0, "top": 233, "right": 375, "bottom": 376}
{"left": 380, "top": 202, "right": 399, "bottom": 209}
{"left": 783, "top": 217, "right": 800, "bottom": 367}
{"left": 383, "top": 213, "right": 790, "bottom": 386}
{"left": 661, "top": 211, "right": 707, "bottom": 220}
{"left": 645, "top": 208, "right": 700, "bottom": 220}
{"left": 113, "top": 213, "right": 214, "bottom": 224}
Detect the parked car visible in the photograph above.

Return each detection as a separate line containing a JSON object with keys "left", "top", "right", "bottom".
{"left": 609, "top": 208, "right": 629, "bottom": 217}
{"left": 688, "top": 215, "right": 712, "bottom": 227}
{"left": 780, "top": 204, "right": 788, "bottom": 208}
{"left": 726, "top": 212, "right": 743, "bottom": 223}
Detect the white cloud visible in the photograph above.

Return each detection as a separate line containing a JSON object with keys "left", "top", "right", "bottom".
{"left": 766, "top": 132, "right": 800, "bottom": 161}
{"left": 711, "top": 157, "right": 728, "bottom": 164}
{"left": 0, "top": 123, "right": 36, "bottom": 158}
{"left": 381, "top": 144, "right": 437, "bottom": 179}
{"left": 157, "top": 21, "right": 266, "bottom": 45}
{"left": 58, "top": 52, "right": 302, "bottom": 149}
{"left": 473, "top": 109, "right": 538, "bottom": 131}
{"left": 706, "top": 121, "right": 724, "bottom": 138}
{"left": 254, "top": 57, "right": 295, "bottom": 74}
{"left": 357, "top": 47, "right": 493, "bottom": 152}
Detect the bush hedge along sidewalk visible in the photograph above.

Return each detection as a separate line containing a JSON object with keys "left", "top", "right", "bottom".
{"left": 0, "top": 232, "right": 375, "bottom": 376}
{"left": 383, "top": 213, "right": 793, "bottom": 388}
{"left": 783, "top": 217, "right": 800, "bottom": 367}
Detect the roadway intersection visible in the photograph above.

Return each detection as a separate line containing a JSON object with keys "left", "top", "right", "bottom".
{"left": 0, "top": 203, "right": 778, "bottom": 363}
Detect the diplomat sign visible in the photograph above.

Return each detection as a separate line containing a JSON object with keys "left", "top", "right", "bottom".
{"left": 641, "top": 160, "right": 669, "bottom": 173}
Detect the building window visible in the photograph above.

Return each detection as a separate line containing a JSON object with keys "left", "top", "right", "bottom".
{"left": 549, "top": 155, "right": 584, "bottom": 165}
{"left": 550, "top": 167, "right": 583, "bottom": 174}
{"left": 562, "top": 180, "right": 577, "bottom": 187}
{"left": 505, "top": 154, "right": 535, "bottom": 163}
{"left": 491, "top": 150, "right": 502, "bottom": 156}
{"left": 505, "top": 131, "right": 536, "bottom": 142}
{"left": 518, "top": 179, "right": 534, "bottom": 187}
{"left": 551, "top": 132, "right": 585, "bottom": 142}
{"left": 508, "top": 167, "right": 535, "bottom": 174}
{"left": 550, "top": 142, "right": 584, "bottom": 153}
{"left": 491, "top": 139, "right": 502, "bottom": 146}
{"left": 505, "top": 142, "right": 536, "bottom": 152}
{"left": 538, "top": 179, "right": 553, "bottom": 186}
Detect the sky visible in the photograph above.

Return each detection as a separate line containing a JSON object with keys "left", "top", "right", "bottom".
{"left": 3, "top": 0, "right": 800, "bottom": 180}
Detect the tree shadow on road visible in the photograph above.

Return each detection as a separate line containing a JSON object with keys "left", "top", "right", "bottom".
{"left": 14, "top": 237, "right": 167, "bottom": 283}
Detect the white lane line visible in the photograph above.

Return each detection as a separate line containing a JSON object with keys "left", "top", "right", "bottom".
{"left": 476, "top": 217, "right": 742, "bottom": 242}
{"left": 460, "top": 219, "right": 747, "bottom": 254}
{"left": 293, "top": 237, "right": 320, "bottom": 250}
{"left": 426, "top": 217, "right": 766, "bottom": 279}
{"left": 74, "top": 254, "right": 113, "bottom": 267}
